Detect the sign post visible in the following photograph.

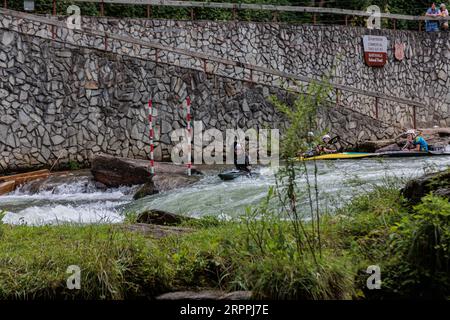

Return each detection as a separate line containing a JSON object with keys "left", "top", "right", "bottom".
{"left": 362, "top": 35, "right": 388, "bottom": 67}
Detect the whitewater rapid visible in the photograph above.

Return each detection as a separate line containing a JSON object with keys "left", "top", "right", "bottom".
{"left": 1, "top": 157, "right": 450, "bottom": 225}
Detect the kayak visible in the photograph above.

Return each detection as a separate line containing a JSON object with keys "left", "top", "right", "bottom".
{"left": 378, "top": 151, "right": 429, "bottom": 157}
{"left": 300, "top": 152, "right": 376, "bottom": 161}
{"left": 218, "top": 170, "right": 259, "bottom": 181}
{"left": 299, "top": 150, "right": 450, "bottom": 161}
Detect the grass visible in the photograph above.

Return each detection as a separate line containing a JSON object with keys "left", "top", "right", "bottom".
{"left": 0, "top": 224, "right": 171, "bottom": 299}
{"left": 0, "top": 183, "right": 449, "bottom": 300}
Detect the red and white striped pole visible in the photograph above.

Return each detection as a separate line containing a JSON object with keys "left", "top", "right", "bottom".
{"left": 186, "top": 96, "right": 192, "bottom": 176}
{"left": 148, "top": 99, "right": 155, "bottom": 175}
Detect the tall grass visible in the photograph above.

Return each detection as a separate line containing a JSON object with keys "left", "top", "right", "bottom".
{"left": 0, "top": 224, "right": 171, "bottom": 299}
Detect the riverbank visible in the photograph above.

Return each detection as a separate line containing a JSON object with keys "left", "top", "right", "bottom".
{"left": 1, "top": 176, "right": 449, "bottom": 299}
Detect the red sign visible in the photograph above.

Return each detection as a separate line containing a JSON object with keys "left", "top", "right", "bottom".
{"left": 395, "top": 43, "right": 405, "bottom": 61}
{"left": 363, "top": 35, "right": 388, "bottom": 67}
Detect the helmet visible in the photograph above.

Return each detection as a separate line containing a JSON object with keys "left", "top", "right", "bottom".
{"left": 405, "top": 129, "right": 416, "bottom": 137}
{"left": 322, "top": 134, "right": 331, "bottom": 142}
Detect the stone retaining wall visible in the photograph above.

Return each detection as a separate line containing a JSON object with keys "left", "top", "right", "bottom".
{"left": 0, "top": 13, "right": 448, "bottom": 170}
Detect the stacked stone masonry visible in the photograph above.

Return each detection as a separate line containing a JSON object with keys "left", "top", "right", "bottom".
{"left": 0, "top": 12, "right": 449, "bottom": 170}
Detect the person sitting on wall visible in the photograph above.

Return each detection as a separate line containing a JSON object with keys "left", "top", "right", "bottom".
{"left": 426, "top": 3, "right": 441, "bottom": 32}
{"left": 402, "top": 129, "right": 429, "bottom": 152}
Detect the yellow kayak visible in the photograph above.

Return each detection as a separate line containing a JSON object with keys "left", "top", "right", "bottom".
{"left": 299, "top": 152, "right": 376, "bottom": 161}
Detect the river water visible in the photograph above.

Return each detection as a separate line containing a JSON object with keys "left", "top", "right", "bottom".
{"left": 1, "top": 157, "right": 450, "bottom": 225}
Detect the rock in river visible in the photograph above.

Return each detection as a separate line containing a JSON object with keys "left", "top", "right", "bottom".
{"left": 91, "top": 154, "right": 202, "bottom": 192}
{"left": 136, "top": 209, "right": 193, "bottom": 226}
{"left": 402, "top": 169, "right": 450, "bottom": 204}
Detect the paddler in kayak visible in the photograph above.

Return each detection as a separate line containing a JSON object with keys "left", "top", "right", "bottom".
{"left": 233, "top": 139, "right": 252, "bottom": 173}
{"left": 315, "top": 134, "right": 338, "bottom": 155}
{"left": 402, "top": 129, "right": 429, "bottom": 152}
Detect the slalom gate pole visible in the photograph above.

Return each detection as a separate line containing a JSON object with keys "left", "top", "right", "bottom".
{"left": 148, "top": 99, "right": 155, "bottom": 175}
{"left": 186, "top": 96, "right": 192, "bottom": 176}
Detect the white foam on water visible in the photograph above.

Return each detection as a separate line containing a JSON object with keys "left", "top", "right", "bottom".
{"left": 2, "top": 201, "right": 126, "bottom": 226}
{"left": 0, "top": 180, "right": 134, "bottom": 226}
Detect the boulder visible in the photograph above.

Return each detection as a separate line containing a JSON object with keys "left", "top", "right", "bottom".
{"left": 91, "top": 153, "right": 202, "bottom": 188}
{"left": 152, "top": 174, "right": 201, "bottom": 192}
{"left": 136, "top": 209, "right": 192, "bottom": 226}
{"left": 91, "top": 154, "right": 153, "bottom": 187}
{"left": 375, "top": 143, "right": 402, "bottom": 153}
{"left": 133, "top": 182, "right": 158, "bottom": 200}
{"left": 402, "top": 169, "right": 450, "bottom": 204}
{"left": 356, "top": 140, "right": 396, "bottom": 152}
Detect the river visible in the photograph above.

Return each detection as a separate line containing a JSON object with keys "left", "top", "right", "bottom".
{"left": 1, "top": 157, "right": 450, "bottom": 225}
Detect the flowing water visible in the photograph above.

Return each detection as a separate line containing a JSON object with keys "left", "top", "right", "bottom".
{"left": 1, "top": 157, "right": 450, "bottom": 225}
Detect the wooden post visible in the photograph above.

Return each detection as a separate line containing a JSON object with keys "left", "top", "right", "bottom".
{"left": 393, "top": 19, "right": 396, "bottom": 30}
{"left": 233, "top": 6, "right": 237, "bottom": 20}
{"left": 191, "top": 8, "right": 195, "bottom": 20}
{"left": 272, "top": 11, "right": 278, "bottom": 22}
{"left": 419, "top": 20, "right": 422, "bottom": 32}
{"left": 100, "top": 0, "right": 104, "bottom": 16}
{"left": 3, "top": 0, "right": 7, "bottom": 9}
{"left": 52, "top": 0, "right": 56, "bottom": 40}
{"left": 413, "top": 106, "right": 417, "bottom": 129}
{"left": 313, "top": 14, "right": 317, "bottom": 24}
{"left": 147, "top": 5, "right": 152, "bottom": 19}
{"left": 345, "top": 15, "right": 348, "bottom": 26}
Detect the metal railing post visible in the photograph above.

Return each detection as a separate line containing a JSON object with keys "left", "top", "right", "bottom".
{"left": 100, "top": 0, "right": 104, "bottom": 16}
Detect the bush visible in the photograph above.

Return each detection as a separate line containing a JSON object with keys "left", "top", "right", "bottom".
{"left": 383, "top": 195, "right": 450, "bottom": 299}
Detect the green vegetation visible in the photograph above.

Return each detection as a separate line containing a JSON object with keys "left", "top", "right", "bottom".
{"left": 0, "top": 185, "right": 449, "bottom": 299}
{"left": 3, "top": 0, "right": 436, "bottom": 29}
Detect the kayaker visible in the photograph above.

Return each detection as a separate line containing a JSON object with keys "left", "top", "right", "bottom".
{"left": 316, "top": 134, "right": 337, "bottom": 154}
{"left": 403, "top": 129, "right": 429, "bottom": 152}
{"left": 233, "top": 140, "right": 251, "bottom": 172}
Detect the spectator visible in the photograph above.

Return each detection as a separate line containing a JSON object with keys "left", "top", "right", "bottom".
{"left": 426, "top": 2, "right": 441, "bottom": 32}
{"left": 440, "top": 3, "right": 449, "bottom": 30}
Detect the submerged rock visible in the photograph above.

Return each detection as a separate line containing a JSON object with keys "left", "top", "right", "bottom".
{"left": 136, "top": 209, "right": 192, "bottom": 226}
{"left": 402, "top": 169, "right": 450, "bottom": 204}
{"left": 21, "top": 169, "right": 94, "bottom": 194}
